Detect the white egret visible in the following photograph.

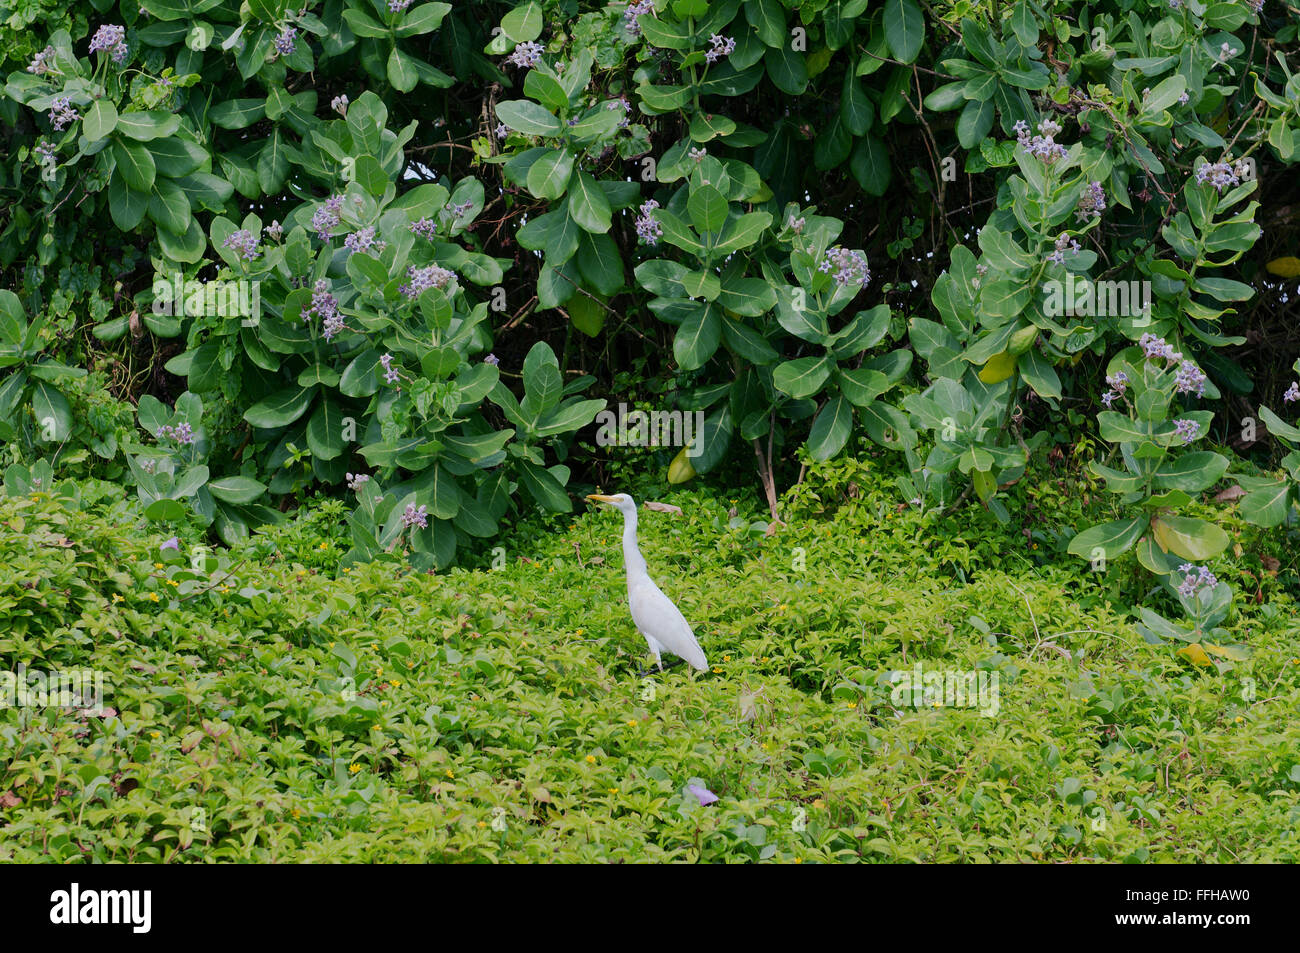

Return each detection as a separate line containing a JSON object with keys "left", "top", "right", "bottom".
{"left": 586, "top": 493, "right": 708, "bottom": 673}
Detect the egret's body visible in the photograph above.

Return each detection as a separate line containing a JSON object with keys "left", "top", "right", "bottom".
{"left": 587, "top": 494, "right": 707, "bottom": 672}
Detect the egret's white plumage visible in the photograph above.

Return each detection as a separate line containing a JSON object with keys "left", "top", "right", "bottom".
{"left": 587, "top": 493, "right": 707, "bottom": 672}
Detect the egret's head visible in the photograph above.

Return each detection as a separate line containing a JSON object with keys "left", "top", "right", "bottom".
{"left": 586, "top": 492, "right": 636, "bottom": 515}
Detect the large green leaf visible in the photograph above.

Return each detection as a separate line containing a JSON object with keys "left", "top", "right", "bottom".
{"left": 244, "top": 386, "right": 315, "bottom": 429}
{"left": 1067, "top": 517, "right": 1149, "bottom": 559}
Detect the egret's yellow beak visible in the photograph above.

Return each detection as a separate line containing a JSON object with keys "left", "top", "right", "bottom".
{"left": 586, "top": 494, "right": 618, "bottom": 504}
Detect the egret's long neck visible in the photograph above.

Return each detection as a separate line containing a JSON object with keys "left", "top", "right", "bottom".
{"left": 621, "top": 508, "right": 648, "bottom": 580}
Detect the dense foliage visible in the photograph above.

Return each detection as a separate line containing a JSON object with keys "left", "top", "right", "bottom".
{"left": 1, "top": 0, "right": 1299, "bottom": 861}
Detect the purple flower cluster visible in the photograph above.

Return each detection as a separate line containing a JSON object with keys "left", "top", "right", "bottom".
{"left": 389, "top": 0, "right": 413, "bottom": 10}
{"left": 409, "top": 217, "right": 438, "bottom": 240}
{"left": 380, "top": 353, "right": 400, "bottom": 385}
{"left": 484, "top": 353, "right": 500, "bottom": 366}
{"left": 1195, "top": 161, "right": 1239, "bottom": 192}
{"left": 273, "top": 27, "right": 297, "bottom": 56}
{"left": 89, "top": 25, "right": 129, "bottom": 64}
{"left": 48, "top": 97, "right": 79, "bottom": 131}
{"left": 1172, "top": 418, "right": 1200, "bottom": 445}
{"left": 787, "top": 215, "right": 805, "bottom": 234}
{"left": 508, "top": 41, "right": 543, "bottom": 69}
{"left": 344, "top": 225, "right": 387, "bottom": 257}
{"left": 265, "top": 220, "right": 283, "bottom": 241}
{"left": 223, "top": 229, "right": 261, "bottom": 261}
{"left": 1101, "top": 371, "right": 1128, "bottom": 408}
{"left": 1283, "top": 382, "right": 1299, "bottom": 403}
{"left": 304, "top": 280, "right": 343, "bottom": 340}
{"left": 495, "top": 122, "right": 508, "bottom": 139}
{"left": 1014, "top": 118, "right": 1068, "bottom": 163}
{"left": 1076, "top": 181, "right": 1106, "bottom": 222}
{"left": 1047, "top": 232, "right": 1080, "bottom": 265}
{"left": 635, "top": 199, "right": 662, "bottom": 245}
{"left": 705, "top": 34, "right": 735, "bottom": 64}
{"left": 33, "top": 139, "right": 57, "bottom": 164}
{"left": 27, "top": 46, "right": 57, "bottom": 75}
{"left": 399, "top": 263, "right": 456, "bottom": 298}
{"left": 157, "top": 423, "right": 195, "bottom": 445}
{"left": 346, "top": 472, "right": 370, "bottom": 491}
{"left": 688, "top": 146, "right": 707, "bottom": 162}
{"left": 331, "top": 94, "right": 349, "bottom": 116}
{"left": 312, "top": 195, "right": 344, "bottom": 241}
{"left": 819, "top": 247, "right": 871, "bottom": 288}
{"left": 1174, "top": 360, "right": 1207, "bottom": 397}
{"left": 1177, "top": 563, "right": 1218, "bottom": 599}
{"left": 623, "top": 0, "right": 655, "bottom": 36}
{"left": 401, "top": 502, "right": 428, "bottom": 529}
{"left": 607, "top": 97, "right": 632, "bottom": 128}
{"left": 1140, "top": 333, "right": 1181, "bottom": 364}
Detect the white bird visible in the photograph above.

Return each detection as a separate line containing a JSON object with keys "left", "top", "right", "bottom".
{"left": 586, "top": 493, "right": 708, "bottom": 673}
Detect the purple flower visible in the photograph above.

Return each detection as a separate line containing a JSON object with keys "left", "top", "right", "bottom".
{"left": 389, "top": 0, "right": 413, "bottom": 10}
{"left": 508, "top": 41, "right": 543, "bottom": 69}
{"left": 304, "top": 280, "right": 344, "bottom": 340}
{"left": 1076, "top": 181, "right": 1106, "bottom": 222}
{"left": 623, "top": 0, "right": 655, "bottom": 37}
{"left": 687, "top": 784, "right": 718, "bottom": 806}
{"left": 399, "top": 264, "right": 456, "bottom": 298}
{"left": 1283, "top": 382, "right": 1300, "bottom": 403}
{"left": 33, "top": 139, "right": 57, "bottom": 165}
{"left": 483, "top": 353, "right": 500, "bottom": 366}
{"left": 607, "top": 97, "right": 632, "bottom": 128}
{"left": 688, "top": 147, "right": 707, "bottom": 163}
{"left": 157, "top": 423, "right": 196, "bottom": 446}
{"left": 344, "top": 225, "right": 387, "bottom": 257}
{"left": 788, "top": 215, "right": 806, "bottom": 234}
{"left": 47, "top": 97, "right": 80, "bottom": 132}
{"left": 380, "top": 353, "right": 400, "bottom": 385}
{"left": 1140, "top": 333, "right": 1181, "bottom": 363}
{"left": 265, "top": 220, "right": 283, "bottom": 241}
{"left": 223, "top": 229, "right": 261, "bottom": 261}
{"left": 160, "top": 536, "right": 180, "bottom": 551}
{"left": 409, "top": 217, "right": 438, "bottom": 240}
{"left": 1176, "top": 563, "right": 1218, "bottom": 599}
{"left": 1172, "top": 418, "right": 1200, "bottom": 445}
{"left": 495, "top": 122, "right": 508, "bottom": 139}
{"left": 1174, "top": 360, "right": 1207, "bottom": 397}
{"left": 819, "top": 247, "right": 871, "bottom": 288}
{"left": 346, "top": 472, "right": 370, "bottom": 491}
{"left": 401, "top": 502, "right": 428, "bottom": 529}
{"left": 635, "top": 200, "right": 662, "bottom": 246}
{"left": 705, "top": 34, "right": 735, "bottom": 64}
{"left": 89, "top": 25, "right": 129, "bottom": 64}
{"left": 447, "top": 200, "right": 473, "bottom": 220}
{"left": 1195, "top": 161, "right": 1239, "bottom": 193}
{"left": 1177, "top": 90, "right": 1190, "bottom": 105}
{"left": 1047, "top": 232, "right": 1081, "bottom": 265}
{"left": 27, "top": 46, "right": 57, "bottom": 76}
{"left": 312, "top": 195, "right": 344, "bottom": 241}
{"left": 1015, "top": 118, "right": 1068, "bottom": 163}
{"left": 273, "top": 26, "right": 297, "bottom": 56}
{"left": 331, "top": 94, "right": 349, "bottom": 116}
